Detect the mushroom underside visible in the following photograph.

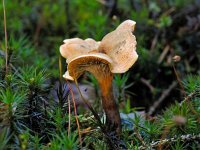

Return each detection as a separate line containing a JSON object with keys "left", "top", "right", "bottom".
{"left": 67, "top": 55, "right": 121, "bottom": 133}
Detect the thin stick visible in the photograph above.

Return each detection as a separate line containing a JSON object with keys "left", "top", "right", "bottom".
{"left": 67, "top": 96, "right": 71, "bottom": 136}
{"left": 140, "top": 78, "right": 155, "bottom": 93}
{"left": 172, "top": 65, "right": 186, "bottom": 98}
{"left": 169, "top": 48, "right": 186, "bottom": 98}
{"left": 2, "top": 0, "right": 8, "bottom": 74}
{"left": 157, "top": 45, "right": 170, "bottom": 64}
{"left": 139, "top": 134, "right": 200, "bottom": 150}
{"left": 66, "top": 80, "right": 82, "bottom": 146}
{"left": 148, "top": 81, "right": 177, "bottom": 116}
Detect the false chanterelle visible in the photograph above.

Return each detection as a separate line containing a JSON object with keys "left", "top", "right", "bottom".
{"left": 60, "top": 20, "right": 138, "bottom": 134}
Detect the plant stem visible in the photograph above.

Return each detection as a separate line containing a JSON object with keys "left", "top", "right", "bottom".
{"left": 2, "top": 0, "right": 8, "bottom": 75}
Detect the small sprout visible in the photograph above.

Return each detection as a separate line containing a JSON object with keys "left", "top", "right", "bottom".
{"left": 112, "top": 15, "right": 117, "bottom": 20}
{"left": 173, "top": 55, "right": 181, "bottom": 62}
{"left": 173, "top": 115, "right": 187, "bottom": 125}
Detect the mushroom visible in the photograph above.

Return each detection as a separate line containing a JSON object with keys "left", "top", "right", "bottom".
{"left": 60, "top": 20, "right": 138, "bottom": 134}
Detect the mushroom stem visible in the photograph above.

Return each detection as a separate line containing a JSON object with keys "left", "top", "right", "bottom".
{"left": 85, "top": 63, "right": 121, "bottom": 134}
{"left": 98, "top": 73, "right": 121, "bottom": 134}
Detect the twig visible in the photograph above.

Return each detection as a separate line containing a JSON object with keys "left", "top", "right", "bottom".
{"left": 172, "top": 65, "right": 186, "bottom": 98}
{"left": 169, "top": 51, "right": 199, "bottom": 121}
{"left": 140, "top": 78, "right": 155, "bottom": 93}
{"left": 33, "top": 13, "right": 43, "bottom": 46}
{"left": 157, "top": 45, "right": 170, "bottom": 64}
{"left": 2, "top": 0, "right": 8, "bottom": 75}
{"left": 171, "top": 63, "right": 200, "bottom": 122}
{"left": 150, "top": 31, "right": 159, "bottom": 52}
{"left": 66, "top": 80, "right": 82, "bottom": 147}
{"left": 169, "top": 48, "right": 186, "bottom": 98}
{"left": 162, "top": 7, "right": 176, "bottom": 16}
{"left": 148, "top": 81, "right": 177, "bottom": 116}
{"left": 183, "top": 89, "right": 200, "bottom": 102}
{"left": 139, "top": 134, "right": 200, "bottom": 150}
